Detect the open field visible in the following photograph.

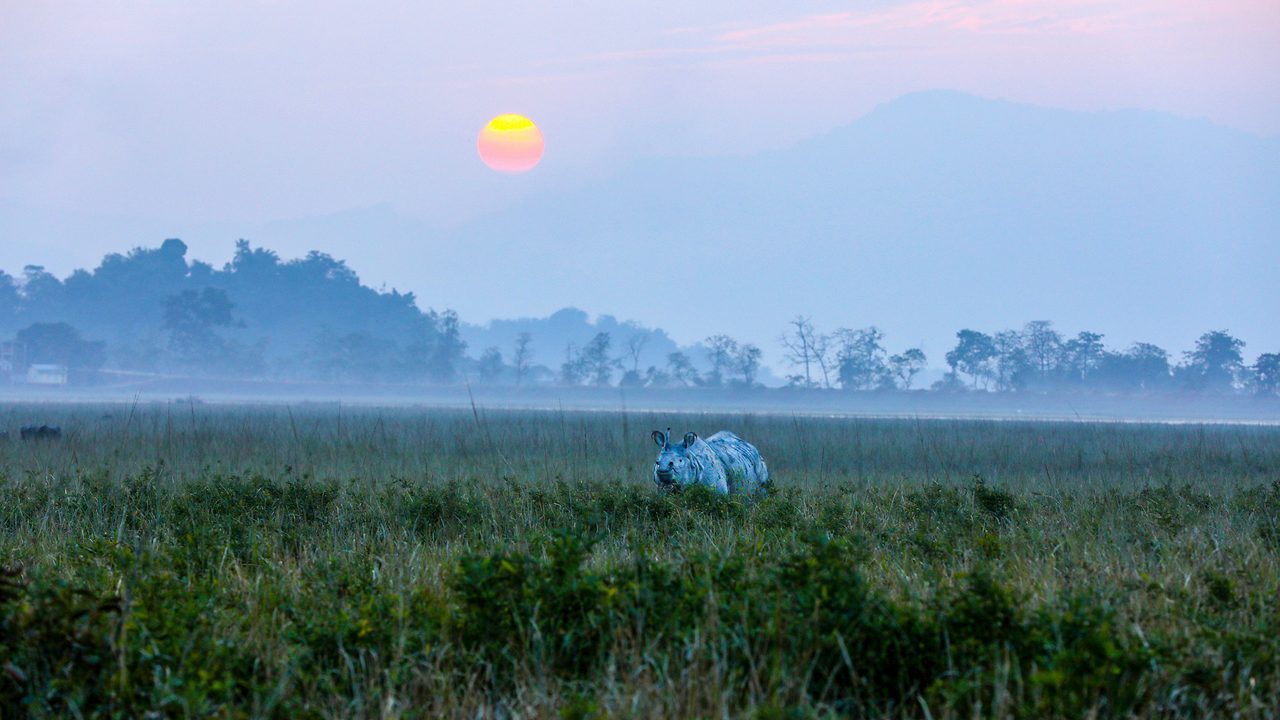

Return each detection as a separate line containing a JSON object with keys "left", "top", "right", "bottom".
{"left": 1, "top": 403, "right": 1278, "bottom": 717}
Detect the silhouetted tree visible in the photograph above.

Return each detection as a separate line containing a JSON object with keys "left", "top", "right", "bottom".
{"left": 162, "top": 287, "right": 268, "bottom": 375}
{"left": 14, "top": 265, "right": 67, "bottom": 327}
{"left": 1250, "top": 353, "right": 1280, "bottom": 396}
{"left": 1095, "top": 343, "right": 1171, "bottom": 392}
{"left": 666, "top": 351, "right": 699, "bottom": 386}
{"left": 734, "top": 343, "right": 763, "bottom": 387}
{"left": 580, "top": 332, "right": 618, "bottom": 386}
{"left": 947, "top": 330, "right": 997, "bottom": 389}
{"left": 22, "top": 266, "right": 62, "bottom": 302}
{"left": 0, "top": 271, "right": 19, "bottom": 333}
{"left": 1060, "top": 331, "right": 1106, "bottom": 385}
{"left": 15, "top": 322, "right": 105, "bottom": 371}
{"left": 780, "top": 316, "right": 830, "bottom": 388}
{"left": 623, "top": 332, "right": 649, "bottom": 374}
{"left": 63, "top": 239, "right": 193, "bottom": 340}
{"left": 163, "top": 288, "right": 237, "bottom": 362}
{"left": 617, "top": 332, "right": 651, "bottom": 387}
{"left": 1180, "top": 330, "right": 1245, "bottom": 393}
{"left": 834, "top": 327, "right": 888, "bottom": 390}
{"left": 1022, "top": 320, "right": 1062, "bottom": 386}
{"left": 812, "top": 331, "right": 833, "bottom": 387}
{"left": 888, "top": 348, "right": 927, "bottom": 390}
{"left": 512, "top": 332, "right": 534, "bottom": 386}
{"left": 992, "top": 330, "right": 1030, "bottom": 392}
{"left": 704, "top": 335, "right": 739, "bottom": 387}
{"left": 424, "top": 309, "right": 466, "bottom": 382}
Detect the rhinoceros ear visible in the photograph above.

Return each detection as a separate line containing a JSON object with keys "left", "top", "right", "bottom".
{"left": 652, "top": 429, "right": 668, "bottom": 448}
{"left": 683, "top": 432, "right": 698, "bottom": 448}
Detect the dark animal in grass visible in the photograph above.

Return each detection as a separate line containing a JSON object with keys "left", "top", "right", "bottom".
{"left": 651, "top": 428, "right": 769, "bottom": 495}
{"left": 20, "top": 425, "right": 62, "bottom": 440}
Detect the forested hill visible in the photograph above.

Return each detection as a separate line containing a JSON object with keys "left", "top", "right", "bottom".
{"left": 460, "top": 308, "right": 687, "bottom": 381}
{"left": 0, "top": 239, "right": 698, "bottom": 386}
{"left": 0, "top": 239, "right": 463, "bottom": 381}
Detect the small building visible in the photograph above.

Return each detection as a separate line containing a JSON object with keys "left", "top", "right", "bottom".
{"left": 27, "top": 364, "right": 69, "bottom": 386}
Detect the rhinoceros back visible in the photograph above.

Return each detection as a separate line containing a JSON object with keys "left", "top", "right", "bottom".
{"left": 704, "top": 431, "right": 769, "bottom": 495}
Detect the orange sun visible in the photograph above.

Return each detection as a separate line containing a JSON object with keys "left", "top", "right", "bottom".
{"left": 477, "top": 114, "right": 545, "bottom": 173}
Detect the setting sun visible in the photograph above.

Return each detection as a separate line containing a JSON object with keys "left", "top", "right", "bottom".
{"left": 477, "top": 114, "right": 545, "bottom": 173}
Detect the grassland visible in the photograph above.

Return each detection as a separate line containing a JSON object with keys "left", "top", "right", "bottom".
{"left": 1, "top": 403, "right": 1278, "bottom": 718}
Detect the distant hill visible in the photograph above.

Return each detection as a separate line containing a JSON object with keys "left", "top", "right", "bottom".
{"left": 0, "top": 240, "right": 458, "bottom": 381}
{"left": 422, "top": 91, "right": 1279, "bottom": 362}
{"left": 459, "top": 307, "right": 787, "bottom": 385}
{"left": 461, "top": 308, "right": 681, "bottom": 375}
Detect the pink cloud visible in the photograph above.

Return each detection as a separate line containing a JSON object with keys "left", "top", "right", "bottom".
{"left": 534, "top": 0, "right": 1279, "bottom": 137}
{"left": 716, "top": 0, "right": 1143, "bottom": 47}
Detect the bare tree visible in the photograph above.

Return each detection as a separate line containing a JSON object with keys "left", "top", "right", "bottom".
{"left": 623, "top": 332, "right": 650, "bottom": 373}
{"left": 512, "top": 332, "right": 533, "bottom": 386}
{"left": 780, "top": 316, "right": 831, "bottom": 388}
{"left": 1022, "top": 320, "right": 1062, "bottom": 382}
{"left": 812, "top": 332, "right": 834, "bottom": 388}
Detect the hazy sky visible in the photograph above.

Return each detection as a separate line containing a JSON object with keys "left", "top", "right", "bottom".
{"left": 2, "top": 1, "right": 1278, "bottom": 355}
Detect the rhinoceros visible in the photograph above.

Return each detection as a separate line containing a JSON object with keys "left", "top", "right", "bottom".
{"left": 651, "top": 428, "right": 769, "bottom": 495}
{"left": 20, "top": 425, "right": 62, "bottom": 440}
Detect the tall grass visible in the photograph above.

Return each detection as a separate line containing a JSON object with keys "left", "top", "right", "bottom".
{"left": 1, "top": 403, "right": 1277, "bottom": 717}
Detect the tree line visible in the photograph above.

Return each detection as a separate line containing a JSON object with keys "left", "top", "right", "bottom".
{"left": 767, "top": 316, "right": 1277, "bottom": 396}
{"left": 1, "top": 240, "right": 1277, "bottom": 396}
{"left": 459, "top": 316, "right": 1276, "bottom": 397}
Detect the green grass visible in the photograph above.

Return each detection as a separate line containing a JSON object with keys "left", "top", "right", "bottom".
{"left": 1, "top": 403, "right": 1278, "bottom": 717}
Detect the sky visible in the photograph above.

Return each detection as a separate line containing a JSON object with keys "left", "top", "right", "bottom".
{"left": 1, "top": 1, "right": 1278, "bottom": 362}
